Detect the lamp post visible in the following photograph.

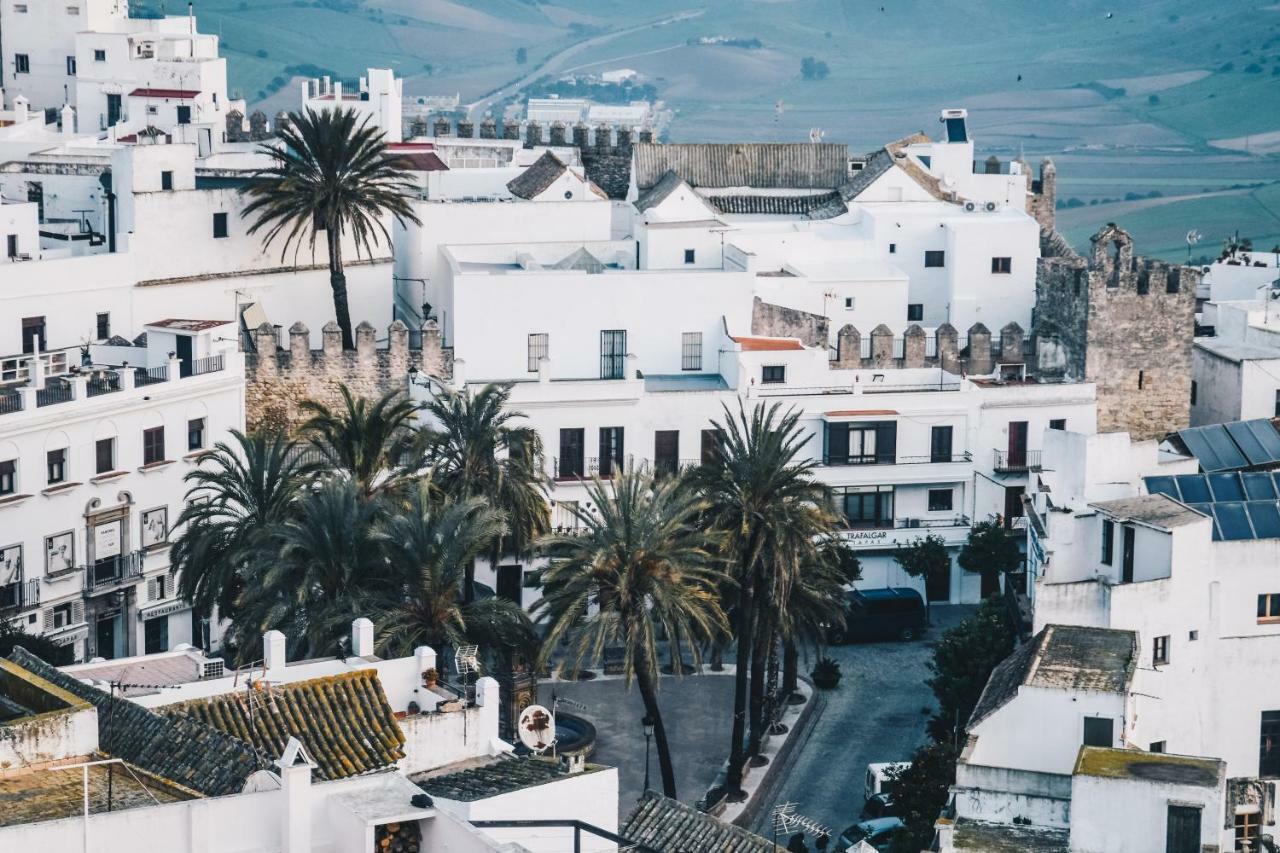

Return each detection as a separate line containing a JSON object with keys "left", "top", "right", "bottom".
{"left": 641, "top": 715, "right": 654, "bottom": 793}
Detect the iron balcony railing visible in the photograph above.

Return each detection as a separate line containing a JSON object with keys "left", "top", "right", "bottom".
{"left": 190, "top": 355, "right": 225, "bottom": 376}
{"left": 0, "top": 390, "right": 20, "bottom": 416}
{"left": 823, "top": 451, "right": 972, "bottom": 467}
{"left": 993, "top": 449, "right": 1042, "bottom": 473}
{"left": 0, "top": 579, "right": 39, "bottom": 611}
{"left": 553, "top": 455, "right": 630, "bottom": 481}
{"left": 839, "top": 515, "right": 971, "bottom": 531}
{"left": 84, "top": 550, "right": 145, "bottom": 593}
{"left": 87, "top": 371, "right": 121, "bottom": 397}
{"left": 36, "top": 378, "right": 73, "bottom": 407}
{"left": 134, "top": 365, "right": 169, "bottom": 386}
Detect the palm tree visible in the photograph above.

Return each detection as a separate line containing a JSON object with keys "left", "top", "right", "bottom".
{"left": 298, "top": 385, "right": 421, "bottom": 499}
{"left": 419, "top": 383, "right": 549, "bottom": 602}
{"left": 688, "top": 401, "right": 832, "bottom": 797}
{"left": 240, "top": 107, "right": 421, "bottom": 350}
{"left": 372, "top": 484, "right": 537, "bottom": 659}
{"left": 230, "top": 478, "right": 387, "bottom": 660}
{"left": 170, "top": 429, "right": 307, "bottom": 624}
{"left": 777, "top": 538, "right": 857, "bottom": 700}
{"left": 534, "top": 468, "right": 727, "bottom": 799}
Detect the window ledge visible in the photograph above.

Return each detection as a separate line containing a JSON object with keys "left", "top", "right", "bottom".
{"left": 183, "top": 449, "right": 212, "bottom": 462}
{"left": 143, "top": 542, "right": 169, "bottom": 554}
{"left": 0, "top": 493, "right": 33, "bottom": 508}
{"left": 90, "top": 470, "right": 128, "bottom": 484}
{"left": 1258, "top": 617, "right": 1280, "bottom": 625}
{"left": 43, "top": 567, "right": 80, "bottom": 583}
{"left": 42, "top": 482, "right": 82, "bottom": 496}
{"left": 137, "top": 460, "right": 175, "bottom": 473}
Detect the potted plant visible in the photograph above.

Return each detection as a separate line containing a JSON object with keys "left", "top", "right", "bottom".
{"left": 423, "top": 667, "right": 439, "bottom": 689}
{"left": 811, "top": 657, "right": 842, "bottom": 690}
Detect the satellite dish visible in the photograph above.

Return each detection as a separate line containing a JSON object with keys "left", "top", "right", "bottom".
{"left": 518, "top": 704, "right": 556, "bottom": 753}
{"left": 1186, "top": 230, "right": 1202, "bottom": 246}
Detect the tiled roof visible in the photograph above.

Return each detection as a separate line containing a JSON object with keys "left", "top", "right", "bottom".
{"left": 706, "top": 191, "right": 846, "bottom": 218}
{"left": 969, "top": 625, "right": 1136, "bottom": 728}
{"left": 418, "top": 756, "right": 602, "bottom": 801}
{"left": 129, "top": 88, "right": 199, "bottom": 99}
{"left": 633, "top": 142, "right": 849, "bottom": 190}
{"left": 840, "top": 148, "right": 895, "bottom": 200}
{"left": 164, "top": 669, "right": 405, "bottom": 781}
{"left": 840, "top": 133, "right": 954, "bottom": 203}
{"left": 1090, "top": 495, "right": 1207, "bottom": 530}
{"left": 8, "top": 648, "right": 267, "bottom": 796}
{"left": 634, "top": 170, "right": 686, "bottom": 212}
{"left": 623, "top": 790, "right": 782, "bottom": 852}
{"left": 508, "top": 150, "right": 568, "bottom": 199}
{"left": 731, "top": 335, "right": 804, "bottom": 352}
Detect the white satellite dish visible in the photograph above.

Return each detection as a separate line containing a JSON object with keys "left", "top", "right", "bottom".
{"left": 517, "top": 704, "right": 556, "bottom": 753}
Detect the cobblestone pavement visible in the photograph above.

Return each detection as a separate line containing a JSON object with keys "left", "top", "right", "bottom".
{"left": 749, "top": 605, "right": 977, "bottom": 842}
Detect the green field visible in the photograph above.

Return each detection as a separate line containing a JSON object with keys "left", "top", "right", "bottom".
{"left": 143, "top": 0, "right": 1280, "bottom": 260}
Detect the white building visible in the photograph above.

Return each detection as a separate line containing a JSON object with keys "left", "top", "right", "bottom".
{"left": 0, "top": 321, "right": 242, "bottom": 661}
{"left": 0, "top": 0, "right": 128, "bottom": 113}
{"left": 0, "top": 620, "right": 622, "bottom": 853}
{"left": 301, "top": 68, "right": 403, "bottom": 143}
{"left": 1193, "top": 279, "right": 1280, "bottom": 426}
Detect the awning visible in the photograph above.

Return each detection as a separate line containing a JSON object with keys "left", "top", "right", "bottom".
{"left": 137, "top": 599, "right": 190, "bottom": 621}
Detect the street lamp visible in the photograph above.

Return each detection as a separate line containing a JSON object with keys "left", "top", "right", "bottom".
{"left": 641, "top": 715, "right": 655, "bottom": 793}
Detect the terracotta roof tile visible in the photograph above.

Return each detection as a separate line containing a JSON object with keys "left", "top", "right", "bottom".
{"left": 731, "top": 336, "right": 804, "bottom": 352}
{"left": 623, "top": 791, "right": 782, "bottom": 852}
{"left": 633, "top": 142, "right": 848, "bottom": 190}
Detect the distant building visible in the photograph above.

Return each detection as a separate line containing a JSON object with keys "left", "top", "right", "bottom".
{"left": 600, "top": 68, "right": 638, "bottom": 84}
{"left": 300, "top": 68, "right": 403, "bottom": 143}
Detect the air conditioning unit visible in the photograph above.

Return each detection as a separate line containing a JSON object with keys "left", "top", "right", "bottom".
{"left": 984, "top": 201, "right": 998, "bottom": 212}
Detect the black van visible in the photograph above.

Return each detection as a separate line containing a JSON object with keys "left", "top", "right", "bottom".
{"left": 828, "top": 587, "right": 926, "bottom": 643}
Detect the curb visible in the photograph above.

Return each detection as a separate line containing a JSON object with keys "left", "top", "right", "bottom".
{"left": 732, "top": 676, "right": 827, "bottom": 833}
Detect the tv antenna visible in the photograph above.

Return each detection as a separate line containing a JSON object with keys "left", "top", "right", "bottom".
{"left": 1186, "top": 229, "right": 1202, "bottom": 262}
{"left": 769, "top": 801, "right": 830, "bottom": 849}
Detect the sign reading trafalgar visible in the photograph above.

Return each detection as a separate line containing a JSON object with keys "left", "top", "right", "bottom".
{"left": 95, "top": 522, "right": 121, "bottom": 559}
{"left": 844, "top": 529, "right": 890, "bottom": 544}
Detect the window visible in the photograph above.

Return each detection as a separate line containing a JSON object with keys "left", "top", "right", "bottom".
{"left": 1152, "top": 635, "right": 1169, "bottom": 666}
{"left": 930, "top": 425, "right": 953, "bottom": 462}
{"left": 558, "top": 428, "right": 584, "bottom": 479}
{"left": 143, "top": 426, "right": 165, "bottom": 465}
{"left": 212, "top": 212, "right": 229, "bottom": 239}
{"left": 51, "top": 603, "right": 74, "bottom": 629}
{"left": 598, "top": 426, "right": 624, "bottom": 478}
{"left": 844, "top": 297, "right": 855, "bottom": 310}
{"left": 67, "top": 55, "right": 77, "bottom": 76}
{"left": 1189, "top": 630, "right": 1198, "bottom": 641}
{"left": 826, "top": 422, "right": 896, "bottom": 465}
{"left": 761, "top": 365, "right": 786, "bottom": 385}
{"left": 187, "top": 418, "right": 206, "bottom": 451}
{"left": 161, "top": 170, "right": 173, "bottom": 191}
{"left": 928, "top": 488, "right": 953, "bottom": 512}
{"left": 527, "top": 333, "right": 548, "bottom": 372}
{"left": 924, "top": 250, "right": 945, "bottom": 268}
{"left": 6, "top": 234, "right": 17, "bottom": 258}
{"left": 700, "top": 429, "right": 724, "bottom": 465}
{"left": 1138, "top": 369, "right": 1145, "bottom": 390}
{"left": 1101, "top": 519, "right": 1114, "bottom": 565}
{"left": 1044, "top": 418, "right": 1067, "bottom": 432}
{"left": 1275, "top": 389, "right": 1280, "bottom": 418}
{"left": 176, "top": 105, "right": 191, "bottom": 125}
{"left": 46, "top": 449, "right": 66, "bottom": 485}
{"left": 600, "top": 330, "right": 626, "bottom": 379}
{"left": 683, "top": 248, "right": 695, "bottom": 264}
{"left": 0, "top": 460, "right": 14, "bottom": 496}
{"left": 1191, "top": 381, "right": 1198, "bottom": 406}
{"left": 654, "top": 430, "right": 679, "bottom": 478}
{"left": 66, "top": 4, "right": 79, "bottom": 13}
{"left": 888, "top": 243, "right": 896, "bottom": 254}
{"left": 21, "top": 316, "right": 45, "bottom": 354}
{"left": 991, "top": 256, "right": 1012, "bottom": 274}
{"left": 837, "top": 485, "right": 895, "bottom": 529}
{"left": 1149, "top": 741, "right": 1166, "bottom": 753}
{"left": 96, "top": 438, "right": 115, "bottom": 474}
{"left": 94, "top": 49, "right": 106, "bottom": 62}
{"left": 1261, "top": 711, "right": 1280, "bottom": 778}
{"left": 14, "top": 54, "right": 30, "bottom": 74}
{"left": 907, "top": 304, "right": 924, "bottom": 322}
{"left": 1258, "top": 593, "right": 1280, "bottom": 624}
{"left": 13, "top": 3, "right": 27, "bottom": 11}
{"left": 1082, "top": 716, "right": 1114, "bottom": 748}
{"left": 1236, "top": 811, "right": 1260, "bottom": 852}
{"left": 95, "top": 312, "right": 110, "bottom": 340}
{"left": 681, "top": 332, "right": 702, "bottom": 371}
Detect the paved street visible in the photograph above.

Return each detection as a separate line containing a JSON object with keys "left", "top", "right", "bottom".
{"left": 750, "top": 605, "right": 975, "bottom": 842}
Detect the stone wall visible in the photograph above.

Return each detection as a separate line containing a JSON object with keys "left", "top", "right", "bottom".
{"left": 751, "top": 297, "right": 829, "bottom": 347}
{"left": 1026, "top": 157, "right": 1057, "bottom": 233}
{"left": 829, "top": 320, "right": 1025, "bottom": 376}
{"left": 1032, "top": 224, "right": 1199, "bottom": 440}
{"left": 244, "top": 319, "right": 450, "bottom": 433}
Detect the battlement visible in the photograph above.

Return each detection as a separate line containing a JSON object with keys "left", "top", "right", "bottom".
{"left": 244, "top": 319, "right": 451, "bottom": 433}
{"left": 830, "top": 321, "right": 1028, "bottom": 376}
{"left": 416, "top": 115, "right": 654, "bottom": 154}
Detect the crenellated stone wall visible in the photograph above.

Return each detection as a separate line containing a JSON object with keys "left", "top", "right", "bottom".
{"left": 244, "top": 319, "right": 451, "bottom": 433}
{"left": 829, "top": 320, "right": 1026, "bottom": 375}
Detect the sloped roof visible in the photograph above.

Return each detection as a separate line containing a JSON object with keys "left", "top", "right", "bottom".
{"left": 840, "top": 133, "right": 953, "bottom": 203}
{"left": 8, "top": 647, "right": 268, "bottom": 796}
{"left": 968, "top": 625, "right": 1136, "bottom": 728}
{"left": 707, "top": 190, "right": 846, "bottom": 218}
{"left": 1090, "top": 494, "right": 1207, "bottom": 530}
{"left": 419, "top": 755, "right": 604, "bottom": 802}
{"left": 164, "top": 669, "right": 405, "bottom": 781}
{"left": 731, "top": 335, "right": 804, "bottom": 352}
{"left": 623, "top": 790, "right": 782, "bottom": 852}
{"left": 633, "top": 142, "right": 848, "bottom": 190}
{"left": 507, "top": 151, "right": 568, "bottom": 199}
{"left": 549, "top": 247, "right": 607, "bottom": 273}
{"left": 634, "top": 169, "right": 686, "bottom": 212}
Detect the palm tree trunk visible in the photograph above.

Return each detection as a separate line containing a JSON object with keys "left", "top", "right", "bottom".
{"left": 634, "top": 645, "right": 678, "bottom": 799}
{"left": 326, "top": 224, "right": 355, "bottom": 350}
{"left": 782, "top": 639, "right": 799, "bottom": 698}
{"left": 726, "top": 549, "right": 758, "bottom": 795}
{"left": 747, "top": 619, "right": 769, "bottom": 758}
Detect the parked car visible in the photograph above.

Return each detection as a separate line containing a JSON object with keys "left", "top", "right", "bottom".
{"left": 860, "top": 761, "right": 908, "bottom": 818}
{"left": 827, "top": 588, "right": 926, "bottom": 644}
{"left": 836, "top": 817, "right": 905, "bottom": 851}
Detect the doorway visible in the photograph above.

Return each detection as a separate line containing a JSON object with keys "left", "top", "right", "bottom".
{"left": 95, "top": 612, "right": 120, "bottom": 660}
{"left": 1165, "top": 804, "right": 1201, "bottom": 853}
{"left": 1121, "top": 526, "right": 1135, "bottom": 583}
{"left": 496, "top": 565, "right": 523, "bottom": 604}
{"left": 106, "top": 94, "right": 122, "bottom": 127}
{"left": 176, "top": 334, "right": 193, "bottom": 377}
{"left": 144, "top": 615, "right": 169, "bottom": 654}
{"left": 1007, "top": 421, "right": 1028, "bottom": 468}
{"left": 925, "top": 558, "right": 951, "bottom": 602}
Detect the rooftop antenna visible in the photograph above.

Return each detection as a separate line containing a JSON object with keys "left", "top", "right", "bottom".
{"left": 455, "top": 644, "right": 480, "bottom": 741}
{"left": 769, "top": 801, "right": 830, "bottom": 849}
{"left": 1185, "top": 229, "right": 1201, "bottom": 263}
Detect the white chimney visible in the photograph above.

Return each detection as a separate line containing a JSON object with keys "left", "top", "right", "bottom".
{"left": 263, "top": 629, "right": 287, "bottom": 676}
{"left": 13, "top": 95, "right": 29, "bottom": 125}
{"left": 351, "top": 617, "right": 374, "bottom": 658}
{"left": 61, "top": 104, "right": 75, "bottom": 136}
{"left": 275, "top": 738, "right": 316, "bottom": 853}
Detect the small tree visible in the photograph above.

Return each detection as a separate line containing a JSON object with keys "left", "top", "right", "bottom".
{"left": 0, "top": 621, "right": 74, "bottom": 666}
{"left": 799, "top": 57, "right": 829, "bottom": 80}
{"left": 892, "top": 533, "right": 949, "bottom": 619}
{"left": 957, "top": 519, "right": 1021, "bottom": 597}
{"left": 516, "top": 47, "right": 527, "bottom": 65}
{"left": 926, "top": 597, "right": 1014, "bottom": 745}
{"left": 886, "top": 741, "right": 959, "bottom": 853}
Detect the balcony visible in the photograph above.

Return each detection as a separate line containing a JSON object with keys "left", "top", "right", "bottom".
{"left": 35, "top": 378, "right": 73, "bottom": 408}
{"left": 86, "top": 370, "right": 122, "bottom": 397}
{"left": 839, "top": 515, "right": 971, "bottom": 549}
{"left": 553, "top": 456, "right": 627, "bottom": 481}
{"left": 84, "top": 550, "right": 144, "bottom": 594}
{"left": 134, "top": 365, "right": 169, "bottom": 387}
{"left": 0, "top": 579, "right": 40, "bottom": 612}
{"left": 823, "top": 452, "right": 972, "bottom": 467}
{"left": 0, "top": 354, "right": 232, "bottom": 419}
{"left": 993, "top": 449, "right": 1041, "bottom": 474}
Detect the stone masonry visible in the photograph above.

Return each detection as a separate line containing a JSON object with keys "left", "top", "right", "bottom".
{"left": 244, "top": 319, "right": 450, "bottom": 433}
{"left": 1032, "top": 223, "right": 1199, "bottom": 441}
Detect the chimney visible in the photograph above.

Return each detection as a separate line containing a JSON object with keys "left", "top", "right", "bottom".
{"left": 275, "top": 738, "right": 316, "bottom": 853}
{"left": 263, "top": 629, "right": 287, "bottom": 676}
{"left": 351, "top": 618, "right": 374, "bottom": 658}
{"left": 61, "top": 104, "right": 76, "bottom": 136}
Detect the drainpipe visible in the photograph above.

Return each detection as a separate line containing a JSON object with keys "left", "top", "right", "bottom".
{"left": 99, "top": 170, "right": 117, "bottom": 253}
